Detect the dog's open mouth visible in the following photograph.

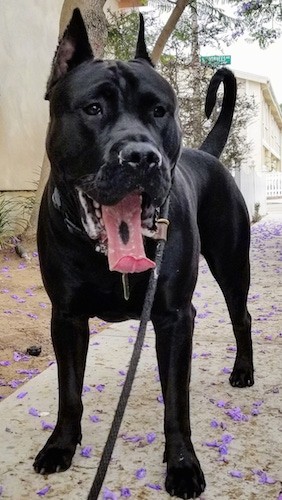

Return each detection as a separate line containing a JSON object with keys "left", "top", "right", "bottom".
{"left": 77, "top": 189, "right": 158, "bottom": 273}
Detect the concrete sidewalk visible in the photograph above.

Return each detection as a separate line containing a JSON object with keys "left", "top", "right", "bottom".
{"left": 0, "top": 214, "right": 281, "bottom": 500}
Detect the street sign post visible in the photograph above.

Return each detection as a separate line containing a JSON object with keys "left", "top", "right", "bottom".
{"left": 200, "top": 55, "right": 231, "bottom": 67}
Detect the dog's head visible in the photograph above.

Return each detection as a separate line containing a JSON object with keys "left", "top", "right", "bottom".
{"left": 46, "top": 9, "right": 182, "bottom": 273}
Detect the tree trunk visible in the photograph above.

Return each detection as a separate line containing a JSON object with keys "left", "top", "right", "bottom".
{"left": 151, "top": 0, "right": 190, "bottom": 65}
{"left": 23, "top": 0, "right": 107, "bottom": 241}
{"left": 189, "top": 0, "right": 202, "bottom": 147}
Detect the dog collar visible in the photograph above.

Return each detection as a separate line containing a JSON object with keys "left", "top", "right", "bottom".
{"left": 52, "top": 187, "right": 89, "bottom": 240}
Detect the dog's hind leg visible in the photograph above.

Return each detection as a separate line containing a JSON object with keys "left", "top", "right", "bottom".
{"left": 200, "top": 212, "right": 254, "bottom": 388}
{"left": 152, "top": 302, "right": 206, "bottom": 499}
{"left": 34, "top": 311, "right": 89, "bottom": 474}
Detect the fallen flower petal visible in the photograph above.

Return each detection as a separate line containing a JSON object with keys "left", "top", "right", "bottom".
{"left": 80, "top": 446, "right": 92, "bottom": 458}
{"left": 29, "top": 407, "right": 40, "bottom": 417}
{"left": 122, "top": 434, "right": 143, "bottom": 443}
{"left": 0, "top": 361, "right": 11, "bottom": 366}
{"left": 36, "top": 485, "right": 51, "bottom": 496}
{"left": 89, "top": 415, "right": 101, "bottom": 423}
{"left": 135, "top": 468, "right": 146, "bottom": 479}
{"left": 103, "top": 487, "right": 117, "bottom": 500}
{"left": 146, "top": 432, "right": 156, "bottom": 444}
{"left": 229, "top": 470, "right": 244, "bottom": 478}
{"left": 17, "top": 391, "right": 28, "bottom": 399}
{"left": 41, "top": 421, "right": 55, "bottom": 431}
{"left": 96, "top": 384, "right": 105, "bottom": 392}
{"left": 120, "top": 487, "right": 131, "bottom": 497}
{"left": 145, "top": 483, "right": 162, "bottom": 490}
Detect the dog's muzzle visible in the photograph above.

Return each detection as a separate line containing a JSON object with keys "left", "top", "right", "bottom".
{"left": 74, "top": 141, "right": 171, "bottom": 274}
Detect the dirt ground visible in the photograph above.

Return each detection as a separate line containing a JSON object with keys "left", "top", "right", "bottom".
{"left": 0, "top": 240, "right": 108, "bottom": 400}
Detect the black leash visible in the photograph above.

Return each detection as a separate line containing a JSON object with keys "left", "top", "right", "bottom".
{"left": 87, "top": 199, "right": 170, "bottom": 500}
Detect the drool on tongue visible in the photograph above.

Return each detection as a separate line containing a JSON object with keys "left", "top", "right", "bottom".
{"left": 101, "top": 193, "right": 155, "bottom": 273}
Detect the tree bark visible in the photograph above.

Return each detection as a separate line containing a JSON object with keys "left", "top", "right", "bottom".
{"left": 23, "top": 0, "right": 107, "bottom": 241}
{"left": 151, "top": 0, "right": 190, "bottom": 65}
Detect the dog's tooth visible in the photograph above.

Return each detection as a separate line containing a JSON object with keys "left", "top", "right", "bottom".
{"left": 93, "top": 200, "right": 100, "bottom": 209}
{"left": 95, "top": 209, "right": 102, "bottom": 219}
{"left": 100, "top": 218, "right": 105, "bottom": 227}
{"left": 96, "top": 245, "right": 101, "bottom": 252}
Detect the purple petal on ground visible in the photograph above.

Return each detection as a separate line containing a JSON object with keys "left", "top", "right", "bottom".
{"left": 27, "top": 313, "right": 38, "bottom": 319}
{"left": 210, "top": 419, "right": 219, "bottom": 428}
{"left": 118, "top": 370, "right": 126, "bottom": 376}
{"left": 258, "top": 472, "right": 277, "bottom": 484}
{"left": 122, "top": 434, "right": 143, "bottom": 443}
{"left": 145, "top": 483, "right": 162, "bottom": 490}
{"left": 89, "top": 415, "right": 101, "bottom": 423}
{"left": 80, "top": 446, "right": 92, "bottom": 458}
{"left": 18, "top": 263, "right": 27, "bottom": 270}
{"left": 0, "top": 485, "right": 3, "bottom": 496}
{"left": 4, "top": 310, "right": 12, "bottom": 314}
{"left": 226, "top": 407, "right": 248, "bottom": 422}
{"left": 120, "top": 487, "right": 131, "bottom": 497}
{"left": 36, "top": 485, "right": 51, "bottom": 496}
{"left": 221, "top": 434, "right": 233, "bottom": 444}
{"left": 277, "top": 493, "right": 282, "bottom": 500}
{"left": 251, "top": 408, "right": 260, "bottom": 416}
{"left": 146, "top": 432, "right": 156, "bottom": 444}
{"left": 96, "top": 384, "right": 105, "bottom": 392}
{"left": 1, "top": 288, "right": 10, "bottom": 293}
{"left": 90, "top": 328, "right": 98, "bottom": 335}
{"left": 135, "top": 468, "right": 146, "bottom": 479}
{"left": 204, "top": 440, "right": 219, "bottom": 448}
{"left": 226, "top": 346, "right": 237, "bottom": 352}
{"left": 229, "top": 470, "right": 244, "bottom": 478}
{"left": 103, "top": 488, "right": 117, "bottom": 500}
{"left": 0, "top": 361, "right": 11, "bottom": 366}
{"left": 128, "top": 336, "right": 134, "bottom": 344}
{"left": 39, "top": 302, "right": 47, "bottom": 308}
{"left": 221, "top": 367, "right": 232, "bottom": 374}
{"left": 217, "top": 400, "right": 227, "bottom": 408}
{"left": 41, "top": 421, "right": 55, "bottom": 430}
{"left": 218, "top": 444, "right": 228, "bottom": 455}
{"left": 192, "top": 352, "right": 199, "bottom": 358}
{"left": 83, "top": 385, "right": 91, "bottom": 393}
{"left": 17, "top": 391, "right": 28, "bottom": 399}
{"left": 29, "top": 407, "right": 40, "bottom": 417}
{"left": 17, "top": 368, "right": 40, "bottom": 375}
{"left": 157, "top": 395, "right": 164, "bottom": 404}
{"left": 253, "top": 400, "right": 263, "bottom": 407}
{"left": 10, "top": 379, "right": 24, "bottom": 388}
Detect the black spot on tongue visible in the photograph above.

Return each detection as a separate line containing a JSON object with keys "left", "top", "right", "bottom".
{"left": 119, "top": 221, "right": 129, "bottom": 245}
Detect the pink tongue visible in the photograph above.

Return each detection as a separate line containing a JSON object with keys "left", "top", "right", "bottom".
{"left": 101, "top": 193, "right": 155, "bottom": 273}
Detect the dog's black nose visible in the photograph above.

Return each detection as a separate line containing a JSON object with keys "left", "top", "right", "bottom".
{"left": 119, "top": 142, "right": 162, "bottom": 169}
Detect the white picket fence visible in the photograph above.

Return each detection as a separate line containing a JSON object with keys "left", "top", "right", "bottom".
{"left": 266, "top": 172, "right": 282, "bottom": 198}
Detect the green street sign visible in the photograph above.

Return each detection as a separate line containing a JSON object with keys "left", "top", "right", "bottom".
{"left": 200, "top": 55, "right": 231, "bottom": 66}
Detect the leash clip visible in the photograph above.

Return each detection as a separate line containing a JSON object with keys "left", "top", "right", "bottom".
{"left": 152, "top": 218, "right": 170, "bottom": 241}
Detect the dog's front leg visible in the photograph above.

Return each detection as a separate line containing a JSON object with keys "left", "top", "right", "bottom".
{"left": 152, "top": 305, "right": 206, "bottom": 499}
{"left": 34, "top": 309, "right": 89, "bottom": 474}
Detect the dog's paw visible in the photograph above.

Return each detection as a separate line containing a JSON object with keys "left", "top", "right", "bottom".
{"left": 33, "top": 443, "right": 77, "bottom": 474}
{"left": 165, "top": 452, "right": 206, "bottom": 499}
{"left": 229, "top": 358, "right": 254, "bottom": 387}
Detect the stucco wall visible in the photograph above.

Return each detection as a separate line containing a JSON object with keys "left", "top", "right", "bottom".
{"left": 0, "top": 0, "right": 64, "bottom": 191}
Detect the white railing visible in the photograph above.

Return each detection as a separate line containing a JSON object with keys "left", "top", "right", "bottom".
{"left": 266, "top": 172, "right": 282, "bottom": 198}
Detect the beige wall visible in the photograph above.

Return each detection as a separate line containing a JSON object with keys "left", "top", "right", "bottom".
{"left": 0, "top": 0, "right": 64, "bottom": 191}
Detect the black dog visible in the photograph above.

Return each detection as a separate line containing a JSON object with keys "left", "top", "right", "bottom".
{"left": 34, "top": 9, "right": 254, "bottom": 499}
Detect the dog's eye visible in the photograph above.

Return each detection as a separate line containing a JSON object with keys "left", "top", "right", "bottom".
{"left": 153, "top": 105, "right": 166, "bottom": 118}
{"left": 83, "top": 103, "right": 102, "bottom": 116}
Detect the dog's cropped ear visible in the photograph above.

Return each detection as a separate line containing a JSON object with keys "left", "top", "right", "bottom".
{"left": 134, "top": 14, "right": 154, "bottom": 67}
{"left": 45, "top": 8, "right": 93, "bottom": 100}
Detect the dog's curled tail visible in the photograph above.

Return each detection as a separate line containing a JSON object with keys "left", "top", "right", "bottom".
{"left": 199, "top": 68, "right": 237, "bottom": 159}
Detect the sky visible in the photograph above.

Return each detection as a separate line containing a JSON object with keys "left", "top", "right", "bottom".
{"left": 203, "top": 37, "right": 282, "bottom": 105}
